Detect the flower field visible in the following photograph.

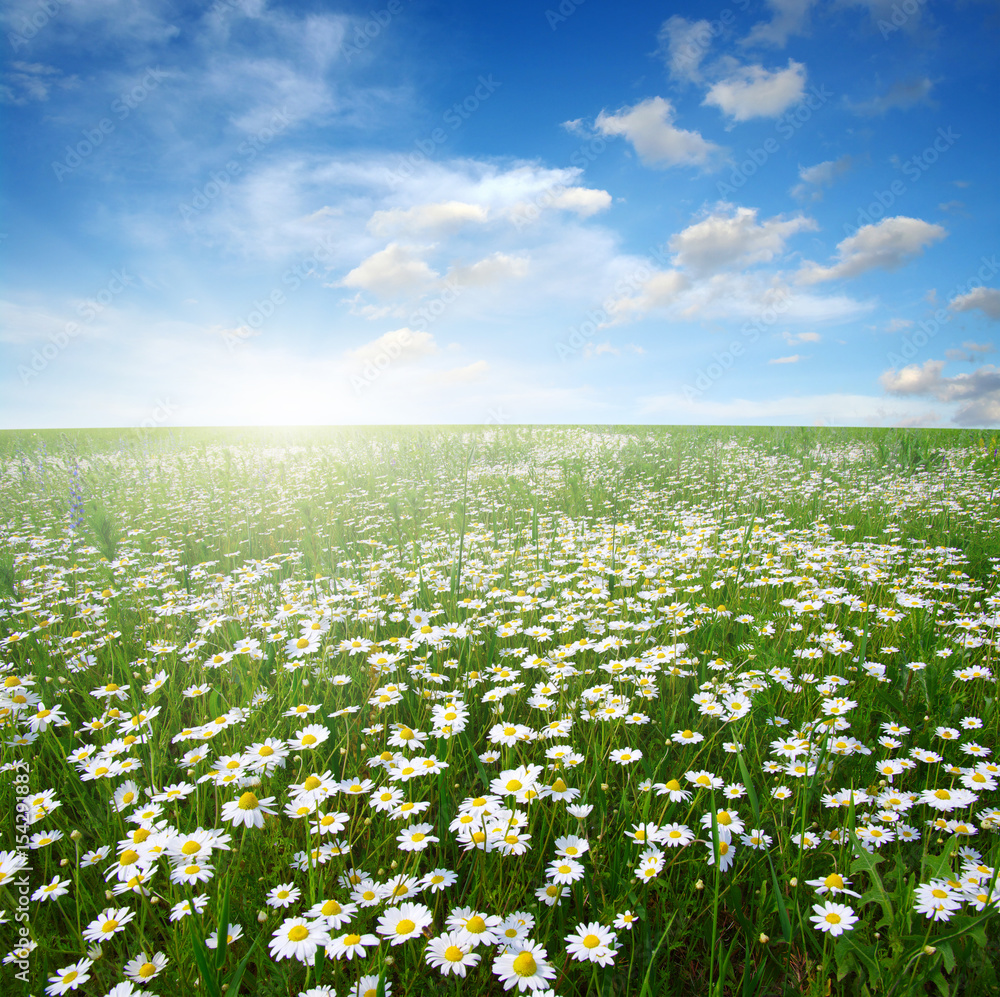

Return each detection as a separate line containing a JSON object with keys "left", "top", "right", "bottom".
{"left": 2, "top": 424, "right": 999, "bottom": 997}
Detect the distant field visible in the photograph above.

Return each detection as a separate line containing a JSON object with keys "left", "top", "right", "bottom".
{"left": 2, "top": 425, "right": 999, "bottom": 997}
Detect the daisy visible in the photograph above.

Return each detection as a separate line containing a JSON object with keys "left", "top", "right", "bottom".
{"left": 45, "top": 958, "right": 93, "bottom": 995}
{"left": 170, "top": 895, "right": 209, "bottom": 921}
{"left": 221, "top": 791, "right": 278, "bottom": 828}
{"left": 614, "top": 910, "right": 638, "bottom": 931}
{"left": 806, "top": 873, "right": 861, "bottom": 898}
{"left": 288, "top": 724, "right": 330, "bottom": 751}
{"left": 123, "top": 950, "right": 169, "bottom": 984}
{"left": 396, "top": 823, "right": 438, "bottom": 852}
{"left": 565, "top": 922, "right": 617, "bottom": 966}
{"left": 32, "top": 876, "right": 71, "bottom": 902}
{"left": 269, "top": 917, "right": 331, "bottom": 963}
{"left": 306, "top": 898, "right": 358, "bottom": 930}
{"left": 914, "top": 881, "right": 963, "bottom": 920}
{"left": 83, "top": 907, "right": 135, "bottom": 942}
{"left": 660, "top": 823, "right": 694, "bottom": 848}
{"left": 325, "top": 931, "right": 379, "bottom": 960}
{"left": 205, "top": 924, "right": 244, "bottom": 948}
{"left": 267, "top": 883, "right": 302, "bottom": 909}
{"left": 492, "top": 941, "right": 558, "bottom": 992}
{"left": 448, "top": 907, "right": 502, "bottom": 947}
{"left": 425, "top": 932, "right": 481, "bottom": 977}
{"left": 809, "top": 902, "right": 858, "bottom": 937}
{"left": 535, "top": 883, "right": 568, "bottom": 906}
{"left": 653, "top": 778, "right": 692, "bottom": 802}
{"left": 348, "top": 976, "right": 393, "bottom": 997}
{"left": 377, "top": 901, "right": 433, "bottom": 945}
{"left": 421, "top": 868, "right": 458, "bottom": 893}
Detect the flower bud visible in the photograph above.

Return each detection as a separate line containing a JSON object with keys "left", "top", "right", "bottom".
{"left": 695, "top": 879, "right": 704, "bottom": 890}
{"left": 789, "top": 878, "right": 798, "bottom": 887}
{"left": 70, "top": 829, "right": 82, "bottom": 841}
{"left": 257, "top": 910, "right": 267, "bottom": 923}
{"left": 924, "top": 945, "right": 936, "bottom": 956}
{"left": 759, "top": 933, "right": 769, "bottom": 944}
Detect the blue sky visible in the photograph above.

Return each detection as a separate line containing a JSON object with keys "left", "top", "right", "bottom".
{"left": 2, "top": 0, "right": 999, "bottom": 428}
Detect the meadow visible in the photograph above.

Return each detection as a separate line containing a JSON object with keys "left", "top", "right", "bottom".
{"left": 1, "top": 424, "right": 999, "bottom": 997}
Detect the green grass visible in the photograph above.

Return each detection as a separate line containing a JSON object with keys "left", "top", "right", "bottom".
{"left": 1, "top": 425, "right": 999, "bottom": 997}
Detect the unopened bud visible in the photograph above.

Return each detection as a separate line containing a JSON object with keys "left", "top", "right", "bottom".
{"left": 759, "top": 933, "right": 769, "bottom": 944}
{"left": 70, "top": 829, "right": 83, "bottom": 841}
{"left": 695, "top": 879, "right": 704, "bottom": 890}
{"left": 257, "top": 910, "right": 267, "bottom": 923}
{"left": 923, "top": 945, "right": 936, "bottom": 956}
{"left": 789, "top": 878, "right": 798, "bottom": 887}
{"left": 60, "top": 858, "right": 68, "bottom": 867}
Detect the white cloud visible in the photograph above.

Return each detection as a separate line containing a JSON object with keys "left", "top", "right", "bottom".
{"left": 703, "top": 60, "right": 806, "bottom": 121}
{"left": 791, "top": 155, "right": 853, "bottom": 200}
{"left": 595, "top": 97, "right": 723, "bottom": 169}
{"left": 783, "top": 330, "right": 821, "bottom": 343}
{"left": 669, "top": 204, "right": 817, "bottom": 274}
{"left": 345, "top": 328, "right": 437, "bottom": 365}
{"left": 549, "top": 187, "right": 612, "bottom": 217}
{"left": 638, "top": 389, "right": 946, "bottom": 427}
{"left": 798, "top": 216, "right": 947, "bottom": 283}
{"left": 950, "top": 287, "right": 1000, "bottom": 321}
{"left": 339, "top": 243, "right": 439, "bottom": 297}
{"left": 434, "top": 360, "right": 489, "bottom": 385}
{"left": 945, "top": 341, "right": 995, "bottom": 362}
{"left": 885, "top": 317, "right": 913, "bottom": 332}
{"left": 741, "top": 0, "right": 817, "bottom": 47}
{"left": 367, "top": 201, "right": 489, "bottom": 237}
{"left": 657, "top": 16, "right": 715, "bottom": 84}
{"left": 881, "top": 359, "right": 1000, "bottom": 425}
{"left": 769, "top": 353, "right": 802, "bottom": 363}
{"left": 449, "top": 252, "right": 530, "bottom": 287}
{"left": 849, "top": 78, "right": 934, "bottom": 116}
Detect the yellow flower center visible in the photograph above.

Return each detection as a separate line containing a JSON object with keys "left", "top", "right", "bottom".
{"left": 467, "top": 915, "right": 486, "bottom": 933}
{"left": 238, "top": 792, "right": 259, "bottom": 810}
{"left": 513, "top": 951, "right": 537, "bottom": 976}
{"left": 139, "top": 963, "right": 156, "bottom": 978}
{"left": 181, "top": 841, "right": 201, "bottom": 855}
{"left": 825, "top": 913, "right": 841, "bottom": 925}
{"left": 288, "top": 925, "right": 310, "bottom": 942}
{"left": 120, "top": 849, "right": 140, "bottom": 865}
{"left": 102, "top": 919, "right": 119, "bottom": 933}
{"left": 396, "top": 918, "right": 416, "bottom": 934}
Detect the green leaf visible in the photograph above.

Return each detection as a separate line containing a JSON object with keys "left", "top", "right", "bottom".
{"left": 736, "top": 753, "right": 761, "bottom": 827}
{"left": 215, "top": 879, "right": 231, "bottom": 971}
{"left": 766, "top": 854, "right": 792, "bottom": 944}
{"left": 848, "top": 831, "right": 894, "bottom": 927}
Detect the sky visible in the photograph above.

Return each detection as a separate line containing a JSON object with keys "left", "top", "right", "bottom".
{"left": 1, "top": 0, "right": 999, "bottom": 429}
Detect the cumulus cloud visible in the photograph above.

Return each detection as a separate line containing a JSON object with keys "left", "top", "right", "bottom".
{"left": 657, "top": 16, "right": 716, "bottom": 84}
{"left": 367, "top": 201, "right": 489, "bottom": 237}
{"left": 448, "top": 252, "right": 530, "bottom": 287}
{"left": 798, "top": 216, "right": 947, "bottom": 283}
{"left": 880, "top": 359, "right": 1000, "bottom": 425}
{"left": 950, "top": 286, "right": 1000, "bottom": 320}
{"left": 741, "top": 0, "right": 817, "bottom": 47}
{"left": 549, "top": 186, "right": 612, "bottom": 216}
{"left": 945, "top": 341, "right": 995, "bottom": 362}
{"left": 669, "top": 204, "right": 817, "bottom": 274}
{"left": 605, "top": 271, "right": 690, "bottom": 323}
{"left": 594, "top": 97, "right": 722, "bottom": 169}
{"left": 339, "top": 243, "right": 439, "bottom": 297}
{"left": 791, "top": 155, "right": 853, "bottom": 200}
{"left": 848, "top": 77, "right": 934, "bottom": 116}
{"left": 434, "top": 360, "right": 489, "bottom": 384}
{"left": 703, "top": 59, "right": 806, "bottom": 121}
{"left": 345, "top": 328, "right": 438, "bottom": 365}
